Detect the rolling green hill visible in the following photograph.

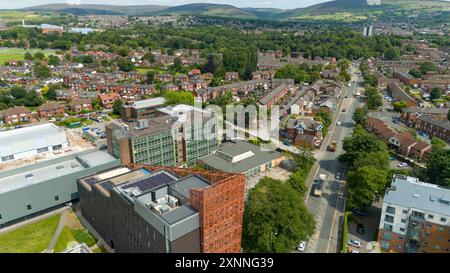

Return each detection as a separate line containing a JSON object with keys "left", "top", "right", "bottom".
{"left": 19, "top": 0, "right": 450, "bottom": 21}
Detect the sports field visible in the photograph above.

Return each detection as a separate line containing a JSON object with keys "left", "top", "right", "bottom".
{"left": 0, "top": 48, "right": 56, "bottom": 64}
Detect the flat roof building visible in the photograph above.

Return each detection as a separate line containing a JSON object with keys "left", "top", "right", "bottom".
{"left": 0, "top": 123, "right": 68, "bottom": 163}
{"left": 378, "top": 174, "right": 450, "bottom": 253}
{"left": 0, "top": 149, "right": 120, "bottom": 227}
{"left": 121, "top": 97, "right": 166, "bottom": 122}
{"left": 78, "top": 165, "right": 245, "bottom": 253}
{"left": 197, "top": 140, "right": 285, "bottom": 177}
{"left": 107, "top": 109, "right": 218, "bottom": 167}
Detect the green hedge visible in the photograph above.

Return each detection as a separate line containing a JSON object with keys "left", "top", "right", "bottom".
{"left": 341, "top": 212, "right": 350, "bottom": 253}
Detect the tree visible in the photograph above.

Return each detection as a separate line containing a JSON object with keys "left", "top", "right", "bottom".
{"left": 365, "top": 87, "right": 382, "bottom": 110}
{"left": 48, "top": 55, "right": 60, "bottom": 66}
{"left": 118, "top": 47, "right": 130, "bottom": 57}
{"left": 431, "top": 137, "right": 446, "bottom": 152}
{"left": 347, "top": 166, "right": 389, "bottom": 210}
{"left": 314, "top": 110, "right": 332, "bottom": 136}
{"left": 352, "top": 107, "right": 368, "bottom": 125}
{"left": 384, "top": 47, "right": 400, "bottom": 61}
{"left": 364, "top": 73, "right": 377, "bottom": 87}
{"left": 34, "top": 64, "right": 51, "bottom": 79}
{"left": 117, "top": 58, "right": 134, "bottom": 72}
{"left": 203, "top": 53, "right": 222, "bottom": 75}
{"left": 43, "top": 88, "right": 57, "bottom": 101}
{"left": 34, "top": 52, "right": 45, "bottom": 60}
{"left": 173, "top": 57, "right": 182, "bottom": 72}
{"left": 392, "top": 101, "right": 408, "bottom": 112}
{"left": 146, "top": 70, "right": 156, "bottom": 84}
{"left": 420, "top": 61, "right": 437, "bottom": 75}
{"left": 24, "top": 52, "right": 33, "bottom": 61}
{"left": 426, "top": 149, "right": 450, "bottom": 187}
{"left": 430, "top": 87, "right": 442, "bottom": 100}
{"left": 408, "top": 68, "right": 422, "bottom": 78}
{"left": 91, "top": 98, "right": 101, "bottom": 111}
{"left": 22, "top": 91, "right": 43, "bottom": 107}
{"left": 163, "top": 91, "right": 194, "bottom": 106}
{"left": 242, "top": 177, "right": 315, "bottom": 253}
{"left": 112, "top": 99, "right": 123, "bottom": 115}
{"left": 10, "top": 86, "right": 27, "bottom": 99}
{"left": 342, "top": 125, "right": 388, "bottom": 167}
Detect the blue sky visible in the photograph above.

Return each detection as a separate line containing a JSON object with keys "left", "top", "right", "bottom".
{"left": 0, "top": 0, "right": 333, "bottom": 9}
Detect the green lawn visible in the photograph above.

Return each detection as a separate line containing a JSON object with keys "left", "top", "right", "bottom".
{"left": 0, "top": 214, "right": 60, "bottom": 253}
{"left": 53, "top": 226, "right": 96, "bottom": 253}
{"left": 0, "top": 48, "right": 56, "bottom": 64}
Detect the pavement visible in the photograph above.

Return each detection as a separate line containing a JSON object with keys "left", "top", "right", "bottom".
{"left": 303, "top": 65, "right": 363, "bottom": 253}
{"left": 43, "top": 209, "right": 68, "bottom": 253}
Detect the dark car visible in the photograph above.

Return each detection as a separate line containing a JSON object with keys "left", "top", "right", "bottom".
{"left": 352, "top": 208, "right": 367, "bottom": 217}
{"left": 357, "top": 223, "right": 365, "bottom": 235}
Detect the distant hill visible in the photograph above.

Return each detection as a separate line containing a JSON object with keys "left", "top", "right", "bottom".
{"left": 22, "top": 4, "right": 168, "bottom": 16}
{"left": 279, "top": 0, "right": 450, "bottom": 19}
{"left": 21, "top": 0, "right": 450, "bottom": 20}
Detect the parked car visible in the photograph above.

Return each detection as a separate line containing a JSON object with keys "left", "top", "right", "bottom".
{"left": 351, "top": 250, "right": 360, "bottom": 253}
{"left": 352, "top": 208, "right": 367, "bottom": 217}
{"left": 357, "top": 223, "right": 365, "bottom": 235}
{"left": 337, "top": 121, "right": 342, "bottom": 126}
{"left": 397, "top": 162, "right": 408, "bottom": 168}
{"left": 347, "top": 239, "right": 362, "bottom": 248}
{"left": 335, "top": 172, "right": 342, "bottom": 180}
{"left": 297, "top": 241, "right": 306, "bottom": 252}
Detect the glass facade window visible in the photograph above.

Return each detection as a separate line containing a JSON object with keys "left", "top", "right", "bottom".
{"left": 386, "top": 206, "right": 396, "bottom": 214}
{"left": 385, "top": 215, "right": 394, "bottom": 223}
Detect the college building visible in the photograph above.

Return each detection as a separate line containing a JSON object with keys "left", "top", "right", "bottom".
{"left": 77, "top": 165, "right": 245, "bottom": 253}
{"left": 378, "top": 174, "right": 450, "bottom": 253}
{"left": 106, "top": 106, "right": 219, "bottom": 167}
{"left": 0, "top": 123, "right": 69, "bottom": 163}
{"left": 0, "top": 149, "right": 120, "bottom": 227}
{"left": 197, "top": 140, "right": 285, "bottom": 178}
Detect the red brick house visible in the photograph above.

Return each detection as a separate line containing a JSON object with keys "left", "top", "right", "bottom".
{"left": 98, "top": 92, "right": 120, "bottom": 109}
{"left": 67, "top": 98, "right": 93, "bottom": 113}
{"left": 37, "top": 102, "right": 65, "bottom": 119}
{"left": 1, "top": 106, "right": 33, "bottom": 124}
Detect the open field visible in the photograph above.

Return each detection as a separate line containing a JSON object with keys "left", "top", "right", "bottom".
{"left": 0, "top": 48, "right": 56, "bottom": 64}
{"left": 0, "top": 214, "right": 60, "bottom": 253}
{"left": 0, "top": 11, "right": 48, "bottom": 22}
{"left": 295, "top": 12, "right": 368, "bottom": 22}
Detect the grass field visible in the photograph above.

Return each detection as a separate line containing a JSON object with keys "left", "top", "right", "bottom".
{"left": 0, "top": 11, "right": 47, "bottom": 22}
{"left": 0, "top": 48, "right": 56, "bottom": 64}
{"left": 53, "top": 210, "right": 96, "bottom": 253}
{"left": 0, "top": 214, "right": 60, "bottom": 253}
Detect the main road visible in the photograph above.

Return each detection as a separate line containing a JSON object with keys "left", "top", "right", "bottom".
{"left": 303, "top": 65, "right": 365, "bottom": 253}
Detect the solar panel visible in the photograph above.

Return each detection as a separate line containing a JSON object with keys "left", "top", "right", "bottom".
{"left": 85, "top": 177, "right": 98, "bottom": 185}
{"left": 122, "top": 172, "right": 176, "bottom": 192}
{"left": 101, "top": 181, "right": 114, "bottom": 191}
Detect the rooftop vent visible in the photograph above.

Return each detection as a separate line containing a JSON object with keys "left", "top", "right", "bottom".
{"left": 430, "top": 196, "right": 436, "bottom": 202}
{"left": 136, "top": 119, "right": 149, "bottom": 130}
{"left": 25, "top": 174, "right": 34, "bottom": 179}
{"left": 413, "top": 193, "right": 420, "bottom": 198}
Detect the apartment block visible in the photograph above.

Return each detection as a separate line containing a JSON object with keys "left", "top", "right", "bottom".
{"left": 378, "top": 175, "right": 450, "bottom": 253}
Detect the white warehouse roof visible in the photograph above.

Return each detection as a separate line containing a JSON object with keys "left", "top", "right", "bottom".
{"left": 0, "top": 123, "right": 68, "bottom": 158}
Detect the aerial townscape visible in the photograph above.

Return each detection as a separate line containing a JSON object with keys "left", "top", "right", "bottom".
{"left": 0, "top": 0, "right": 449, "bottom": 258}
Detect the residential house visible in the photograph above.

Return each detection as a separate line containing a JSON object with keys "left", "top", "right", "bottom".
{"left": 415, "top": 115, "right": 450, "bottom": 143}
{"left": 1, "top": 106, "right": 32, "bottom": 124}
{"left": 387, "top": 81, "right": 417, "bottom": 107}
{"left": 37, "top": 102, "right": 65, "bottom": 119}
{"left": 98, "top": 93, "right": 120, "bottom": 109}
{"left": 225, "top": 72, "right": 239, "bottom": 81}
{"left": 67, "top": 98, "right": 93, "bottom": 113}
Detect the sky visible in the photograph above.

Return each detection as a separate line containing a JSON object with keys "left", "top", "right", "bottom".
{"left": 0, "top": 0, "right": 335, "bottom": 10}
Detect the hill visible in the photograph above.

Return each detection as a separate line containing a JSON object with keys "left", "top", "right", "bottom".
{"left": 20, "top": 0, "right": 450, "bottom": 20}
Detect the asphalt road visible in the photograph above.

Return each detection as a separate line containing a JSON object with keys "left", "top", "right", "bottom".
{"left": 303, "top": 66, "right": 363, "bottom": 253}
